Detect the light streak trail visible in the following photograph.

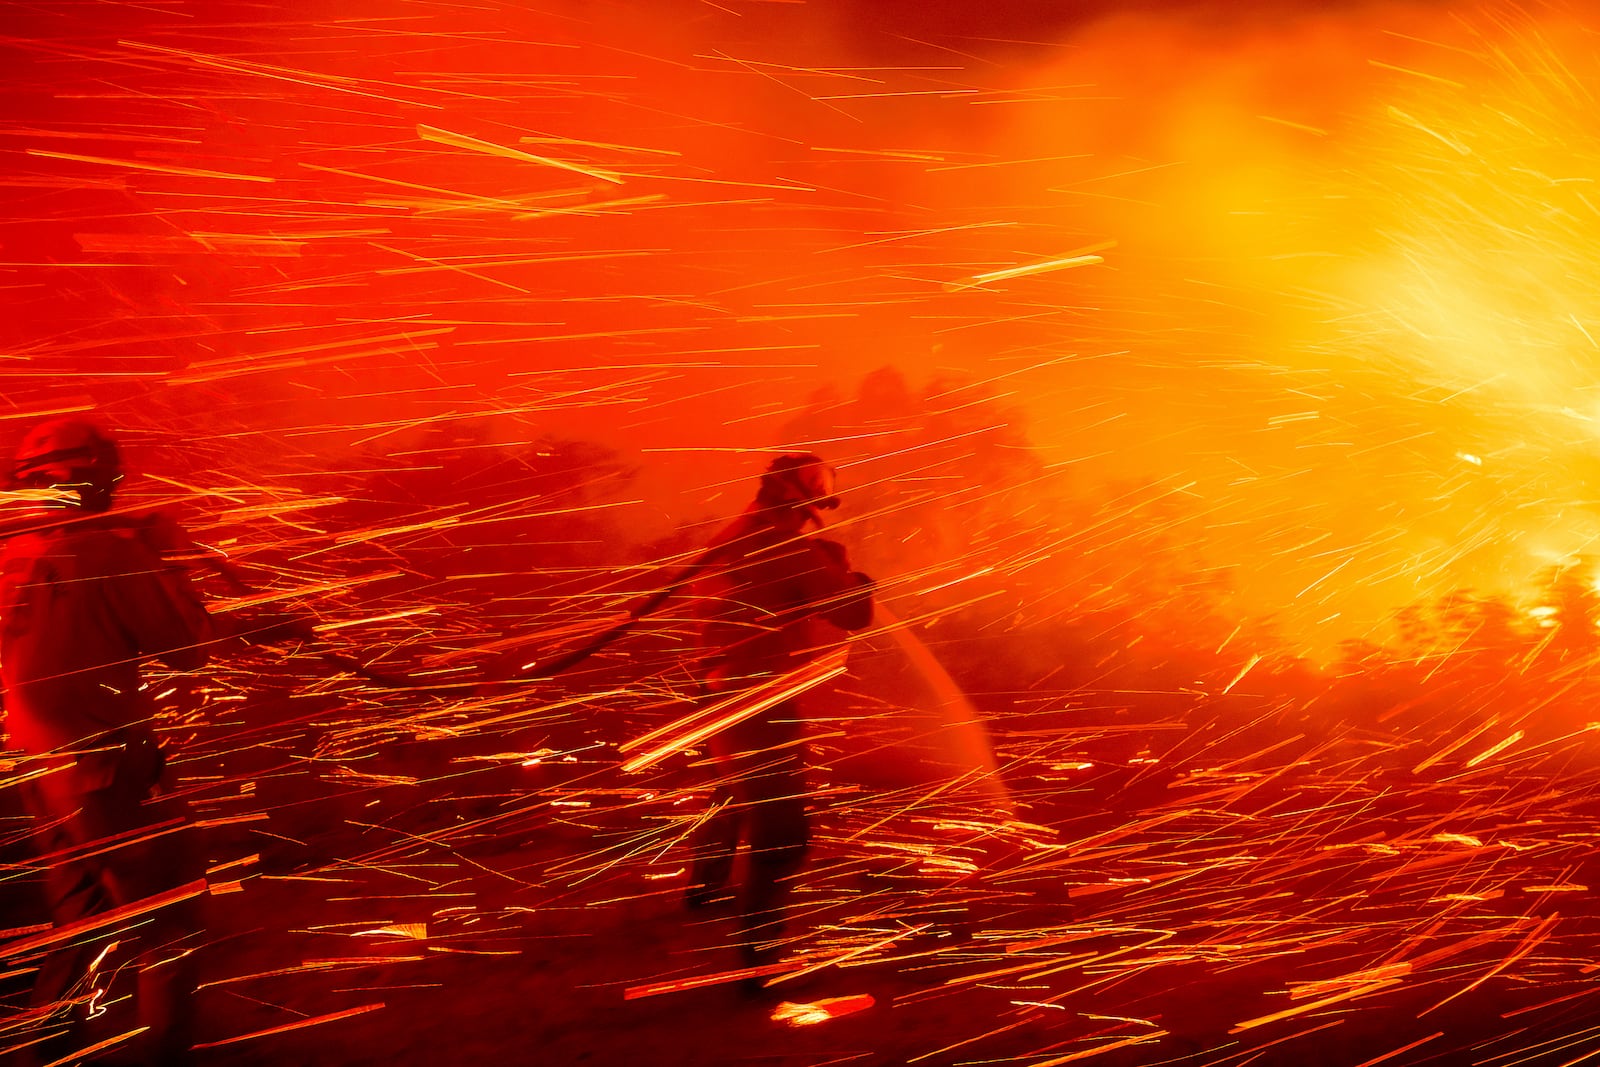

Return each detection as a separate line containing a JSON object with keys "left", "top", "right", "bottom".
{"left": 0, "top": 881, "right": 209, "bottom": 960}
{"left": 618, "top": 659, "right": 848, "bottom": 772}
{"left": 417, "top": 124, "right": 625, "bottom": 184}
{"left": 945, "top": 241, "right": 1118, "bottom": 291}
{"left": 23, "top": 148, "right": 274, "bottom": 183}
{"left": 190, "top": 1003, "right": 386, "bottom": 1050}
{"left": 37, "top": 1028, "right": 148, "bottom": 1067}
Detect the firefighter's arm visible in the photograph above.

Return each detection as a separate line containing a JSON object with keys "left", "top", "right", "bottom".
{"left": 136, "top": 510, "right": 253, "bottom": 594}
{"left": 136, "top": 511, "right": 315, "bottom": 647}
{"left": 806, "top": 538, "right": 875, "bottom": 631}
{"left": 104, "top": 533, "right": 215, "bottom": 671}
{"left": 213, "top": 609, "right": 318, "bottom": 646}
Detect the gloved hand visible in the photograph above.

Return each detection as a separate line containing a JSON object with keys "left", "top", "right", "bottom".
{"left": 827, "top": 571, "right": 875, "bottom": 631}
{"left": 811, "top": 537, "right": 852, "bottom": 570}
{"left": 242, "top": 612, "right": 318, "bottom": 645}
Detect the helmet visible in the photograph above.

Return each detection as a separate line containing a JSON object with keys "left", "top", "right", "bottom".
{"left": 757, "top": 453, "right": 840, "bottom": 517}
{"left": 12, "top": 417, "right": 122, "bottom": 511}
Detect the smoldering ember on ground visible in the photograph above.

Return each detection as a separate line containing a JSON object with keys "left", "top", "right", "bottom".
{"left": 6, "top": 2, "right": 1600, "bottom": 1065}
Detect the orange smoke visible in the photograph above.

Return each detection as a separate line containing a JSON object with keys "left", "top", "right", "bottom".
{"left": 3, "top": 1, "right": 1599, "bottom": 655}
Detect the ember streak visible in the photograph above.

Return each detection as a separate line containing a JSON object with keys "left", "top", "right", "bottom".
{"left": 4, "top": 2, "right": 1600, "bottom": 1065}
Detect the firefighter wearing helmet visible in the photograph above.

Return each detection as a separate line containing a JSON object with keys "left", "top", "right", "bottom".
{"left": 685, "top": 453, "right": 875, "bottom": 973}
{"left": 11, "top": 417, "right": 123, "bottom": 513}
{"left": 2, "top": 417, "right": 212, "bottom": 1065}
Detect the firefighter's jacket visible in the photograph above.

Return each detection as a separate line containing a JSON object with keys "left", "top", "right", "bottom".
{"left": 0, "top": 516, "right": 213, "bottom": 767}
{"left": 694, "top": 518, "right": 874, "bottom": 693}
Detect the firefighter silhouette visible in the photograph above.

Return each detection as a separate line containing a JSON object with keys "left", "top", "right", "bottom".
{"left": 685, "top": 454, "right": 874, "bottom": 970}
{"left": 1, "top": 418, "right": 307, "bottom": 1064}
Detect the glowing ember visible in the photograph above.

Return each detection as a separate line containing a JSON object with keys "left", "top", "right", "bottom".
{"left": 770, "top": 993, "right": 876, "bottom": 1027}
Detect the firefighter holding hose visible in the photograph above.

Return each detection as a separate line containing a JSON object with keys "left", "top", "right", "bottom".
{"left": 685, "top": 454, "right": 875, "bottom": 971}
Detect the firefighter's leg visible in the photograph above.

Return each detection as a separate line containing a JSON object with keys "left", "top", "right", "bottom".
{"left": 26, "top": 757, "right": 203, "bottom": 1066}
{"left": 736, "top": 755, "right": 810, "bottom": 963}
{"left": 686, "top": 784, "right": 742, "bottom": 908}
{"left": 131, "top": 893, "right": 201, "bottom": 1067}
{"left": 111, "top": 790, "right": 204, "bottom": 1067}
{"left": 20, "top": 779, "right": 120, "bottom": 1063}
{"left": 27, "top": 840, "right": 111, "bottom": 1043}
